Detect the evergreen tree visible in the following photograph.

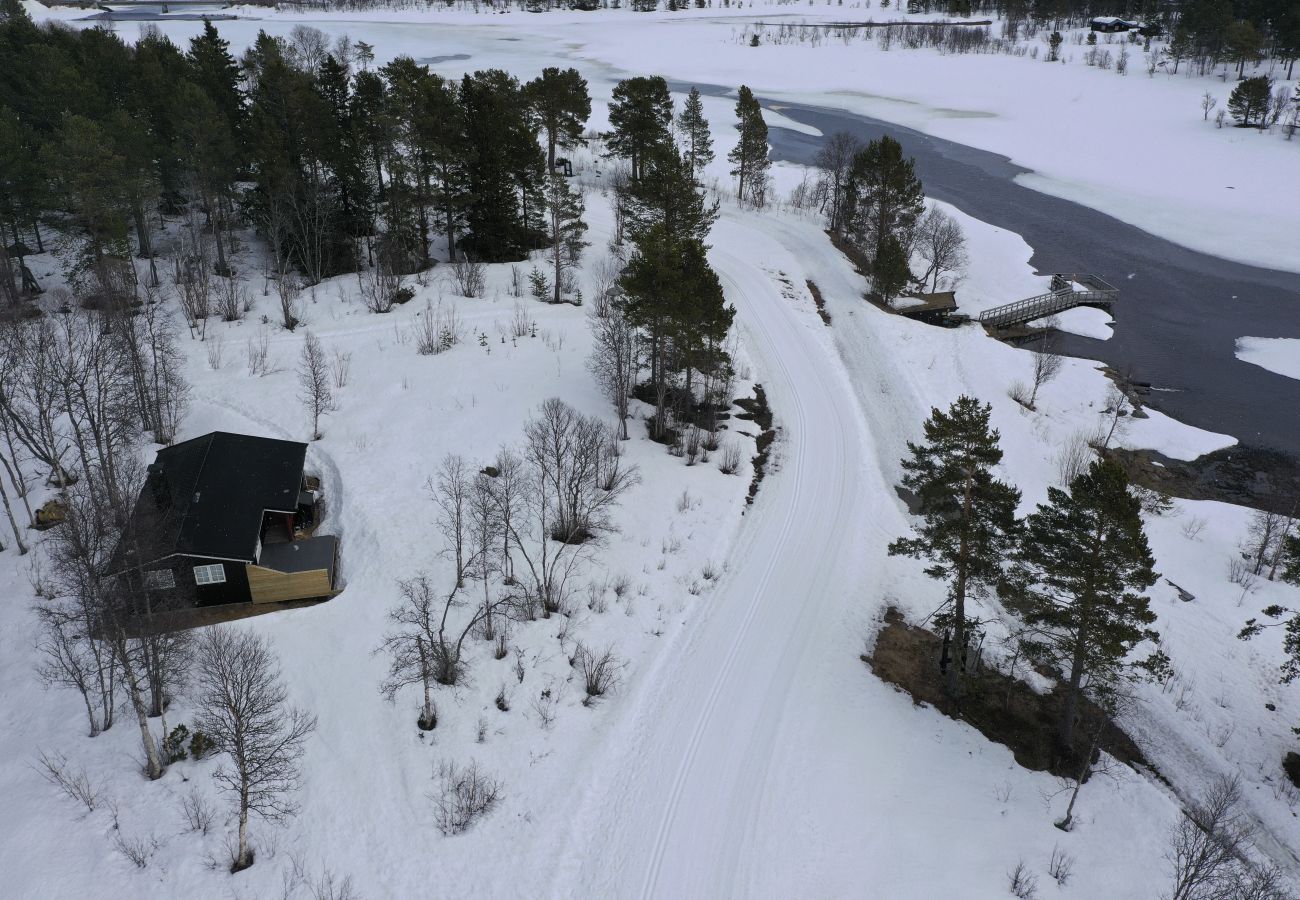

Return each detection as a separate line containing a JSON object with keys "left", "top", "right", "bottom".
{"left": 44, "top": 115, "right": 134, "bottom": 294}
{"left": 1001, "top": 459, "right": 1163, "bottom": 751}
{"left": 187, "top": 19, "right": 246, "bottom": 153}
{"left": 524, "top": 67, "right": 591, "bottom": 174}
{"left": 606, "top": 76, "right": 674, "bottom": 180}
{"left": 1228, "top": 75, "right": 1272, "bottom": 127}
{"left": 458, "top": 69, "right": 543, "bottom": 262}
{"left": 888, "top": 396, "right": 1021, "bottom": 699}
{"left": 622, "top": 144, "right": 718, "bottom": 248}
{"left": 543, "top": 172, "right": 588, "bottom": 304}
{"left": 871, "top": 234, "right": 911, "bottom": 301}
{"left": 846, "top": 135, "right": 924, "bottom": 270}
{"left": 727, "top": 85, "right": 770, "bottom": 207}
{"left": 676, "top": 86, "right": 714, "bottom": 174}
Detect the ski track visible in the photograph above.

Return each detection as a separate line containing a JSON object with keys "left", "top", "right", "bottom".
{"left": 551, "top": 216, "right": 883, "bottom": 899}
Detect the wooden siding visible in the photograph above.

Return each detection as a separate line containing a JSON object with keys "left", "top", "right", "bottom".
{"left": 246, "top": 564, "right": 333, "bottom": 604}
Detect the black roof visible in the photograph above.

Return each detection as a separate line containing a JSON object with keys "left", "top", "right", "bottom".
{"left": 138, "top": 432, "right": 308, "bottom": 563}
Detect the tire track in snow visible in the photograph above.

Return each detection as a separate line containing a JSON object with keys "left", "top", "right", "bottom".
{"left": 635, "top": 263, "right": 815, "bottom": 900}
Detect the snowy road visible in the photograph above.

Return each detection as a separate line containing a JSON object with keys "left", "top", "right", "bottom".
{"left": 552, "top": 219, "right": 898, "bottom": 898}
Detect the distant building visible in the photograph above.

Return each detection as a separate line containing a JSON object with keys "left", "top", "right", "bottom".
{"left": 114, "top": 432, "right": 339, "bottom": 609}
{"left": 1089, "top": 16, "right": 1138, "bottom": 33}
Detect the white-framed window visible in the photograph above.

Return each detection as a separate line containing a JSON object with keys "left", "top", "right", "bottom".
{"left": 193, "top": 563, "right": 227, "bottom": 586}
{"left": 144, "top": 569, "right": 175, "bottom": 590}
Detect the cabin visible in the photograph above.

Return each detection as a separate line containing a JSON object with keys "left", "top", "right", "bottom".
{"left": 115, "top": 432, "right": 340, "bottom": 610}
{"left": 1089, "top": 16, "right": 1137, "bottom": 32}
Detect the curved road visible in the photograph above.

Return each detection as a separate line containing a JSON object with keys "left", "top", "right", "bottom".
{"left": 551, "top": 216, "right": 899, "bottom": 898}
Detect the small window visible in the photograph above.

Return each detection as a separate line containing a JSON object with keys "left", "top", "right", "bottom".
{"left": 144, "top": 569, "right": 175, "bottom": 590}
{"left": 193, "top": 563, "right": 227, "bottom": 586}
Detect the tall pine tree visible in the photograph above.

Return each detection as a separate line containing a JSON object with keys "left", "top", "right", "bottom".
{"left": 727, "top": 85, "right": 769, "bottom": 207}
{"left": 524, "top": 67, "right": 591, "bottom": 175}
{"left": 676, "top": 86, "right": 714, "bottom": 175}
{"left": 1001, "top": 459, "right": 1163, "bottom": 751}
{"left": 889, "top": 396, "right": 1020, "bottom": 699}
{"left": 606, "top": 76, "right": 673, "bottom": 180}
{"left": 846, "top": 135, "right": 924, "bottom": 278}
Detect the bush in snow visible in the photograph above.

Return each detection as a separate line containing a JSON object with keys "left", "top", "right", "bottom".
{"left": 432, "top": 760, "right": 502, "bottom": 836}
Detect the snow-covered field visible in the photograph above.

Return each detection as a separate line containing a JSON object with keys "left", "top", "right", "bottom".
{"left": 3, "top": 3, "right": 1299, "bottom": 898}
{"left": 1237, "top": 336, "right": 1300, "bottom": 382}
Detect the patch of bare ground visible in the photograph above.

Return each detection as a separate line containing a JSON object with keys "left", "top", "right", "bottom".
{"left": 806, "top": 280, "right": 831, "bottom": 325}
{"left": 734, "top": 384, "right": 775, "bottom": 506}
{"left": 864, "top": 607, "right": 1153, "bottom": 780}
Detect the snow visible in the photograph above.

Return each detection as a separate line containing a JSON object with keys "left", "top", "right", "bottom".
{"left": 1236, "top": 336, "right": 1300, "bottom": 382}
{"left": 1031, "top": 305, "right": 1115, "bottom": 340}
{"left": 1, "top": 5, "right": 1296, "bottom": 898}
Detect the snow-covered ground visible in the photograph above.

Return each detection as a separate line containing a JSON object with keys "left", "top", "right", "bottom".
{"left": 4, "top": 4, "right": 1300, "bottom": 898}
{"left": 1237, "top": 336, "right": 1300, "bottom": 382}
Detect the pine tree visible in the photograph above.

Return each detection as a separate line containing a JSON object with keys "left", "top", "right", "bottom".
{"left": 622, "top": 144, "right": 718, "bottom": 249}
{"left": 543, "top": 172, "right": 588, "bottom": 304}
{"left": 846, "top": 135, "right": 924, "bottom": 269}
{"left": 676, "top": 86, "right": 714, "bottom": 174}
{"left": 727, "top": 85, "right": 770, "bottom": 206}
{"left": 871, "top": 234, "right": 911, "bottom": 301}
{"left": 888, "top": 396, "right": 1020, "bottom": 699}
{"left": 186, "top": 19, "right": 246, "bottom": 150}
{"left": 458, "top": 69, "right": 543, "bottom": 262}
{"left": 1001, "top": 459, "right": 1163, "bottom": 751}
{"left": 606, "top": 76, "right": 674, "bottom": 180}
{"left": 524, "top": 67, "right": 591, "bottom": 174}
{"left": 1228, "top": 75, "right": 1272, "bottom": 127}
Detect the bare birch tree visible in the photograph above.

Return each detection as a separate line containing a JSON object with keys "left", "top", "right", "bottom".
{"left": 915, "top": 206, "right": 968, "bottom": 292}
{"left": 297, "top": 331, "right": 336, "bottom": 441}
{"left": 587, "top": 297, "right": 638, "bottom": 440}
{"left": 194, "top": 626, "right": 316, "bottom": 872}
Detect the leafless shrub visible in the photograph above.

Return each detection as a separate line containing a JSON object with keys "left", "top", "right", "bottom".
{"left": 331, "top": 349, "right": 351, "bottom": 390}
{"left": 1228, "top": 556, "right": 1257, "bottom": 590}
{"left": 1181, "top": 516, "right": 1208, "bottom": 540}
{"left": 1047, "top": 845, "right": 1073, "bottom": 886}
{"left": 495, "top": 684, "right": 510, "bottom": 712}
{"left": 1166, "top": 775, "right": 1253, "bottom": 900}
{"left": 610, "top": 574, "right": 631, "bottom": 600}
{"left": 1008, "top": 380, "right": 1032, "bottom": 408}
{"left": 114, "top": 830, "right": 159, "bottom": 869}
{"left": 216, "top": 276, "right": 248, "bottom": 322}
{"left": 586, "top": 580, "right": 608, "bottom": 614}
{"left": 719, "top": 440, "right": 743, "bottom": 475}
{"left": 511, "top": 302, "right": 533, "bottom": 339}
{"left": 676, "top": 490, "right": 694, "bottom": 514}
{"left": 431, "top": 760, "right": 502, "bottom": 835}
{"left": 449, "top": 256, "right": 486, "bottom": 299}
{"left": 34, "top": 750, "right": 100, "bottom": 812}
{"left": 246, "top": 331, "right": 271, "bottom": 377}
{"left": 309, "top": 870, "right": 361, "bottom": 900}
{"left": 531, "top": 690, "right": 556, "bottom": 729}
{"left": 275, "top": 272, "right": 301, "bottom": 331}
{"left": 1055, "top": 429, "right": 1096, "bottom": 487}
{"left": 416, "top": 301, "right": 464, "bottom": 356}
{"left": 684, "top": 426, "right": 703, "bottom": 465}
{"left": 1007, "top": 860, "right": 1039, "bottom": 899}
{"left": 574, "top": 643, "right": 622, "bottom": 703}
{"left": 181, "top": 788, "right": 215, "bottom": 835}
{"left": 494, "top": 630, "right": 509, "bottom": 660}
{"left": 206, "top": 338, "right": 224, "bottom": 371}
